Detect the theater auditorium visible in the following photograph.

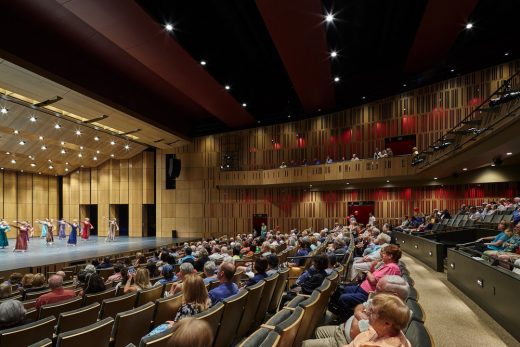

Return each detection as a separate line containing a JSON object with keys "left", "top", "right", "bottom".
{"left": 0, "top": 1, "right": 518, "bottom": 346}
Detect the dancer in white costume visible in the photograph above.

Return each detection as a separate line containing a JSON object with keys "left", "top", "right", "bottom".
{"left": 106, "top": 217, "right": 119, "bottom": 242}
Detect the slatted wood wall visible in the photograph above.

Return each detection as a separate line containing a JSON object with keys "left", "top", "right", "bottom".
{"left": 157, "top": 61, "right": 520, "bottom": 238}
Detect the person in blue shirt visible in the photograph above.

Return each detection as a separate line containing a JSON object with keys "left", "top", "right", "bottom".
{"left": 178, "top": 247, "right": 195, "bottom": 265}
{"left": 154, "top": 264, "right": 177, "bottom": 287}
{"left": 208, "top": 262, "right": 238, "bottom": 305}
{"left": 475, "top": 221, "right": 513, "bottom": 252}
{"left": 290, "top": 239, "right": 311, "bottom": 267}
{"left": 203, "top": 261, "right": 218, "bottom": 285}
{"left": 245, "top": 257, "right": 269, "bottom": 286}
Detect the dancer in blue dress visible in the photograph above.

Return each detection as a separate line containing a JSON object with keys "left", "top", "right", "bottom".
{"left": 0, "top": 220, "right": 10, "bottom": 248}
{"left": 37, "top": 219, "right": 48, "bottom": 239}
{"left": 58, "top": 219, "right": 67, "bottom": 240}
{"left": 66, "top": 220, "right": 78, "bottom": 246}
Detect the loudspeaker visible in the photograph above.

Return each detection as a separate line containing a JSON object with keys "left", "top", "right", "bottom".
{"left": 166, "top": 154, "right": 181, "bottom": 189}
{"left": 172, "top": 230, "right": 178, "bottom": 238}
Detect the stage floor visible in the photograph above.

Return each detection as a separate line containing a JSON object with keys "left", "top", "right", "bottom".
{"left": 0, "top": 236, "right": 195, "bottom": 272}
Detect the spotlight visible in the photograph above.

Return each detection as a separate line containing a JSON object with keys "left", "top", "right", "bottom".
{"left": 39, "top": 136, "right": 44, "bottom": 140}
{"left": 110, "top": 140, "right": 116, "bottom": 145}
{"left": 225, "top": 85, "right": 230, "bottom": 90}
{"left": 465, "top": 23, "right": 473, "bottom": 29}
{"left": 41, "top": 145, "right": 47, "bottom": 150}
{"left": 506, "top": 152, "right": 513, "bottom": 156}
{"left": 29, "top": 116, "right": 37, "bottom": 122}
{"left": 334, "top": 76, "right": 340, "bottom": 83}
{"left": 65, "top": 168, "right": 69, "bottom": 172}
{"left": 60, "top": 149, "right": 66, "bottom": 154}
{"left": 330, "top": 51, "right": 338, "bottom": 58}
{"left": 60, "top": 141, "right": 65, "bottom": 145}
{"left": 93, "top": 156, "right": 98, "bottom": 161}
{"left": 242, "top": 103, "right": 247, "bottom": 107}
{"left": 96, "top": 150, "right": 100, "bottom": 154}
{"left": 49, "top": 165, "right": 53, "bottom": 169}
{"left": 94, "top": 136, "right": 100, "bottom": 141}
{"left": 75, "top": 129, "right": 82, "bottom": 136}
{"left": 110, "top": 154, "right": 114, "bottom": 158}
{"left": 124, "top": 144, "right": 130, "bottom": 150}
{"left": 11, "top": 159, "right": 16, "bottom": 164}
{"left": 165, "top": 23, "right": 174, "bottom": 31}
{"left": 325, "top": 13, "right": 334, "bottom": 23}
{"left": 505, "top": 52, "right": 510, "bottom": 56}
{"left": 54, "top": 123, "right": 61, "bottom": 129}
{"left": 200, "top": 60, "right": 207, "bottom": 66}
{"left": 462, "top": 168, "right": 468, "bottom": 171}
{"left": 19, "top": 140, "right": 26, "bottom": 145}
{"left": 30, "top": 163, "right": 36, "bottom": 167}
{"left": 0, "top": 106, "right": 7, "bottom": 114}
{"left": 80, "top": 146, "right": 84, "bottom": 150}
{"left": 13, "top": 130, "right": 19, "bottom": 134}
{"left": 78, "top": 153, "right": 83, "bottom": 158}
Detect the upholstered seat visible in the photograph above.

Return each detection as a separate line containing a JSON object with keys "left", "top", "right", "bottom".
{"left": 268, "top": 268, "right": 289, "bottom": 313}
{"left": 192, "top": 301, "right": 225, "bottom": 342}
{"left": 28, "top": 337, "right": 53, "bottom": 347}
{"left": 264, "top": 307, "right": 304, "bottom": 347}
{"left": 138, "top": 325, "right": 174, "bottom": 347}
{"left": 0, "top": 316, "right": 56, "bottom": 347}
{"left": 56, "top": 302, "right": 101, "bottom": 335}
{"left": 56, "top": 317, "right": 114, "bottom": 347}
{"left": 110, "top": 302, "right": 155, "bottom": 347}
{"left": 405, "top": 320, "right": 433, "bottom": 347}
{"left": 253, "top": 273, "right": 279, "bottom": 328}
{"left": 83, "top": 287, "right": 116, "bottom": 306}
{"left": 235, "top": 280, "right": 265, "bottom": 341}
{"left": 135, "top": 285, "right": 164, "bottom": 307}
{"left": 239, "top": 328, "right": 280, "bottom": 347}
{"left": 151, "top": 293, "right": 183, "bottom": 328}
{"left": 406, "top": 298, "right": 425, "bottom": 323}
{"left": 99, "top": 292, "right": 137, "bottom": 320}
{"left": 291, "top": 290, "right": 321, "bottom": 347}
{"left": 39, "top": 296, "right": 83, "bottom": 319}
{"left": 213, "top": 289, "right": 248, "bottom": 347}
{"left": 25, "top": 289, "right": 52, "bottom": 300}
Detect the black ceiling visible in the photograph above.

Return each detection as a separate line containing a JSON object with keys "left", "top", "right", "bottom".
{"left": 0, "top": 0, "right": 518, "bottom": 138}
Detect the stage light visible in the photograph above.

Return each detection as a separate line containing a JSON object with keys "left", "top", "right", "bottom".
{"left": 41, "top": 145, "right": 47, "bottom": 150}
{"left": 334, "top": 76, "right": 340, "bottom": 83}
{"left": 110, "top": 140, "right": 116, "bottom": 145}
{"left": 65, "top": 162, "right": 69, "bottom": 165}
{"left": 94, "top": 136, "right": 100, "bottom": 141}
{"left": 165, "top": 23, "right": 174, "bottom": 31}
{"left": 362, "top": 96, "right": 366, "bottom": 100}
{"left": 325, "top": 13, "right": 334, "bottom": 23}
{"left": 5, "top": 152, "right": 10, "bottom": 155}
{"left": 465, "top": 23, "right": 473, "bottom": 29}
{"left": 200, "top": 60, "right": 207, "bottom": 66}
{"left": 54, "top": 123, "right": 61, "bottom": 129}
{"left": 403, "top": 83, "right": 407, "bottom": 87}
{"left": 242, "top": 103, "right": 247, "bottom": 107}
{"left": 29, "top": 116, "right": 37, "bottom": 122}
{"left": 0, "top": 106, "right": 7, "bottom": 114}
{"left": 330, "top": 51, "right": 338, "bottom": 58}
{"left": 225, "top": 85, "right": 230, "bottom": 90}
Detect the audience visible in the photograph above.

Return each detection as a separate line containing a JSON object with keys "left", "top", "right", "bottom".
{"left": 245, "top": 257, "right": 268, "bottom": 286}
{"left": 35, "top": 275, "right": 76, "bottom": 309}
{"left": 124, "top": 268, "right": 152, "bottom": 293}
{"left": 202, "top": 261, "right": 218, "bottom": 285}
{"left": 0, "top": 300, "right": 30, "bottom": 329}
{"left": 166, "top": 318, "right": 213, "bottom": 347}
{"left": 208, "top": 262, "right": 238, "bottom": 305}
{"left": 105, "top": 264, "right": 123, "bottom": 286}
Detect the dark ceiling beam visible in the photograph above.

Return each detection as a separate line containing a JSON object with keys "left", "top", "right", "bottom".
{"left": 255, "top": 0, "right": 335, "bottom": 113}
{"left": 405, "top": 0, "right": 479, "bottom": 73}
{"left": 58, "top": 0, "right": 256, "bottom": 129}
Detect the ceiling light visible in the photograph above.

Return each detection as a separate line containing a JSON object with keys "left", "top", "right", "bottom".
{"left": 110, "top": 154, "right": 114, "bottom": 158}
{"left": 506, "top": 152, "right": 513, "bottom": 155}
{"left": 434, "top": 177, "right": 438, "bottom": 180}
{"left": 49, "top": 165, "right": 53, "bottom": 169}
{"left": 225, "top": 85, "right": 230, "bottom": 90}
{"left": 28, "top": 156, "right": 34, "bottom": 160}
{"left": 60, "top": 149, "right": 66, "bottom": 154}
{"left": 288, "top": 115, "right": 291, "bottom": 118}
{"left": 346, "top": 182, "right": 350, "bottom": 185}
{"left": 38, "top": 172, "right": 41, "bottom": 175}
{"left": 242, "top": 103, "right": 247, "bottom": 107}
{"left": 5, "top": 152, "right": 10, "bottom": 155}
{"left": 29, "top": 116, "right": 37, "bottom": 122}
{"left": 165, "top": 23, "right": 174, "bottom": 31}
{"left": 96, "top": 150, "right": 100, "bottom": 154}
{"left": 75, "top": 130, "right": 82, "bottom": 136}
{"left": 450, "top": 69, "right": 455, "bottom": 72}
{"left": 65, "top": 162, "right": 69, "bottom": 165}
{"left": 60, "top": 141, "right": 65, "bottom": 145}
{"left": 39, "top": 136, "right": 44, "bottom": 140}
{"left": 19, "top": 140, "right": 26, "bottom": 145}
{"left": 491, "top": 163, "right": 496, "bottom": 167}
{"left": 124, "top": 144, "right": 130, "bottom": 150}
{"left": 0, "top": 107, "right": 7, "bottom": 114}
{"left": 200, "top": 60, "right": 207, "bottom": 66}
{"left": 362, "top": 96, "right": 366, "bottom": 100}
{"left": 94, "top": 136, "right": 100, "bottom": 141}
{"left": 54, "top": 123, "right": 61, "bottom": 129}
{"left": 386, "top": 180, "right": 390, "bottom": 183}
{"left": 65, "top": 168, "right": 69, "bottom": 172}
{"left": 80, "top": 146, "right": 84, "bottom": 150}
{"left": 465, "top": 23, "right": 473, "bottom": 29}
{"left": 334, "top": 76, "right": 340, "bottom": 83}
{"left": 462, "top": 168, "right": 468, "bottom": 171}
{"left": 41, "top": 145, "right": 47, "bottom": 150}
{"left": 93, "top": 156, "right": 98, "bottom": 161}
{"left": 504, "top": 52, "right": 510, "bottom": 56}
{"left": 11, "top": 159, "right": 16, "bottom": 164}
{"left": 110, "top": 140, "right": 116, "bottom": 145}
{"left": 48, "top": 159, "right": 52, "bottom": 163}
{"left": 30, "top": 163, "right": 36, "bottom": 167}
{"left": 403, "top": 83, "right": 407, "bottom": 87}
{"left": 325, "top": 13, "right": 334, "bottom": 23}
{"left": 330, "top": 51, "right": 338, "bottom": 58}
{"left": 13, "top": 130, "right": 19, "bottom": 134}
{"left": 78, "top": 153, "right": 83, "bottom": 158}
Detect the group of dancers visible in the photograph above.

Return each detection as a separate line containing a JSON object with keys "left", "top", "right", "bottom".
{"left": 0, "top": 217, "right": 119, "bottom": 252}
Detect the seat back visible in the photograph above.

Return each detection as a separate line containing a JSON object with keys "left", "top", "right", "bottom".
{"left": 0, "top": 316, "right": 56, "bottom": 347}
{"left": 97, "top": 268, "right": 115, "bottom": 280}
{"left": 56, "top": 302, "right": 101, "bottom": 335}
{"left": 152, "top": 293, "right": 184, "bottom": 328}
{"left": 238, "top": 328, "right": 275, "bottom": 347}
{"left": 28, "top": 338, "right": 53, "bottom": 347}
{"left": 83, "top": 287, "right": 116, "bottom": 306}
{"left": 287, "top": 267, "right": 304, "bottom": 288}
{"left": 135, "top": 285, "right": 165, "bottom": 307}
{"left": 292, "top": 291, "right": 321, "bottom": 347}
{"left": 406, "top": 298, "right": 425, "bottom": 323}
{"left": 111, "top": 302, "right": 156, "bottom": 347}
{"left": 56, "top": 317, "right": 114, "bottom": 347}
{"left": 311, "top": 280, "right": 331, "bottom": 333}
{"left": 271, "top": 306, "right": 304, "bottom": 347}
{"left": 138, "top": 325, "right": 174, "bottom": 347}
{"left": 405, "top": 320, "right": 433, "bottom": 347}
{"left": 25, "top": 289, "right": 51, "bottom": 300}
{"left": 232, "top": 268, "right": 245, "bottom": 285}
{"left": 39, "top": 296, "right": 83, "bottom": 319}
{"left": 193, "top": 302, "right": 224, "bottom": 342}
{"left": 253, "top": 273, "right": 279, "bottom": 327}
{"left": 268, "top": 268, "right": 289, "bottom": 313}
{"left": 236, "top": 280, "right": 265, "bottom": 339}
{"left": 213, "top": 289, "right": 248, "bottom": 347}
{"left": 99, "top": 292, "right": 137, "bottom": 319}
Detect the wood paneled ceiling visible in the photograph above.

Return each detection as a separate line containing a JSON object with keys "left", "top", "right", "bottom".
{"left": 0, "top": 0, "right": 518, "bottom": 137}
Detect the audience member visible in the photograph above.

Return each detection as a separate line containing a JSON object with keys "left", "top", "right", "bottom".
{"left": 0, "top": 283, "right": 12, "bottom": 299}
{"left": 35, "top": 275, "right": 76, "bottom": 309}
{"left": 208, "top": 262, "right": 238, "bottom": 305}
{"left": 203, "top": 261, "right": 219, "bottom": 284}
{"left": 124, "top": 268, "right": 152, "bottom": 293}
{"left": 105, "top": 264, "right": 123, "bottom": 286}
{"left": 97, "top": 256, "right": 112, "bottom": 269}
{"left": 0, "top": 300, "right": 30, "bottom": 329}
{"left": 166, "top": 318, "right": 213, "bottom": 347}
{"left": 245, "top": 257, "right": 268, "bottom": 286}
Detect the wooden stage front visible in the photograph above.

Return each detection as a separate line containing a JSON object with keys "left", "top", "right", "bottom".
{"left": 0, "top": 236, "right": 199, "bottom": 277}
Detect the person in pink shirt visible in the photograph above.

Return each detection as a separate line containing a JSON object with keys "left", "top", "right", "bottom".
{"left": 335, "top": 245, "right": 402, "bottom": 321}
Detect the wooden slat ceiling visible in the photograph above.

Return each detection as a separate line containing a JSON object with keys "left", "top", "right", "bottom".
{"left": 0, "top": 59, "right": 188, "bottom": 176}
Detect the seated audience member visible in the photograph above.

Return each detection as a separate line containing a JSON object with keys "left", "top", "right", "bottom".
{"left": 350, "top": 233, "right": 391, "bottom": 281}
{"left": 23, "top": 273, "right": 46, "bottom": 297}
{"left": 35, "top": 275, "right": 76, "bottom": 309}
{"left": 326, "top": 253, "right": 338, "bottom": 275}
{"left": 133, "top": 252, "right": 147, "bottom": 267}
{"left": 386, "top": 148, "right": 394, "bottom": 157}
{"left": 194, "top": 248, "right": 209, "bottom": 272}
{"left": 290, "top": 239, "right": 312, "bottom": 267}
{"left": 203, "top": 261, "right": 218, "bottom": 284}
{"left": 333, "top": 245, "right": 402, "bottom": 321}
{"left": 232, "top": 246, "right": 242, "bottom": 260}
{"left": 266, "top": 254, "right": 280, "bottom": 276}
{"left": 97, "top": 256, "right": 112, "bottom": 269}
{"left": 179, "top": 247, "right": 195, "bottom": 264}
{"left": 105, "top": 264, "right": 123, "bottom": 286}
{"left": 114, "top": 267, "right": 129, "bottom": 293}
{"left": 475, "top": 221, "right": 513, "bottom": 252}
{"left": 80, "top": 272, "right": 106, "bottom": 296}
{"left": 154, "top": 264, "right": 177, "bottom": 286}
{"left": 90, "top": 259, "right": 100, "bottom": 268}
{"left": 0, "top": 283, "right": 12, "bottom": 299}
{"left": 0, "top": 300, "right": 31, "bottom": 329}
{"left": 484, "top": 222, "right": 520, "bottom": 262}
{"left": 3, "top": 273, "right": 22, "bottom": 290}
{"left": 167, "top": 318, "right": 213, "bottom": 347}
{"left": 514, "top": 259, "right": 520, "bottom": 275}
{"left": 303, "top": 275, "right": 409, "bottom": 346}
{"left": 208, "top": 262, "right": 238, "bottom": 305}
{"left": 351, "top": 154, "right": 360, "bottom": 161}
{"left": 124, "top": 268, "right": 152, "bottom": 293}
{"left": 326, "top": 155, "right": 334, "bottom": 164}
{"left": 279, "top": 161, "right": 287, "bottom": 168}
{"left": 168, "top": 263, "right": 197, "bottom": 296}
{"left": 146, "top": 262, "right": 159, "bottom": 278}
{"left": 245, "top": 257, "right": 268, "bottom": 286}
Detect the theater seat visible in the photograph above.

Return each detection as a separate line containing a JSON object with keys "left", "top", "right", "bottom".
{"left": 406, "top": 298, "right": 425, "bottom": 323}
{"left": 253, "top": 273, "right": 279, "bottom": 328}
{"left": 213, "top": 289, "right": 248, "bottom": 347}
{"left": 193, "top": 301, "right": 224, "bottom": 343}
{"left": 138, "top": 325, "right": 174, "bottom": 347}
{"left": 263, "top": 307, "right": 304, "bottom": 347}
{"left": 236, "top": 280, "right": 265, "bottom": 341}
{"left": 56, "top": 302, "right": 101, "bottom": 335}
{"left": 110, "top": 302, "right": 155, "bottom": 347}
{"left": 28, "top": 338, "right": 53, "bottom": 347}
{"left": 25, "top": 307, "right": 38, "bottom": 321}
{"left": 83, "top": 287, "right": 116, "bottom": 306}
{"left": 268, "top": 268, "right": 289, "bottom": 313}
{"left": 39, "top": 296, "right": 83, "bottom": 319}
{"left": 239, "top": 328, "right": 280, "bottom": 347}
{"left": 291, "top": 290, "right": 321, "bottom": 347}
{"left": 405, "top": 320, "right": 433, "bottom": 347}
{"left": 407, "top": 286, "right": 419, "bottom": 301}
{"left": 25, "top": 289, "right": 51, "bottom": 300}
{"left": 99, "top": 292, "right": 137, "bottom": 320}
{"left": 56, "top": 317, "right": 114, "bottom": 347}
{"left": 151, "top": 293, "right": 183, "bottom": 328}
{"left": 97, "top": 268, "right": 115, "bottom": 280}
{"left": 0, "top": 316, "right": 56, "bottom": 346}
{"left": 135, "top": 285, "right": 165, "bottom": 307}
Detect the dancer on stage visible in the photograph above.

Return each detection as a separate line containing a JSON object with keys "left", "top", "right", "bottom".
{"left": 65, "top": 220, "right": 79, "bottom": 246}
{"left": 46, "top": 219, "right": 55, "bottom": 246}
{"left": 0, "top": 220, "right": 10, "bottom": 249}
{"left": 26, "top": 221, "right": 34, "bottom": 240}
{"left": 106, "top": 217, "right": 119, "bottom": 242}
{"left": 11, "top": 221, "right": 29, "bottom": 252}
{"left": 37, "top": 219, "right": 48, "bottom": 239}
{"left": 58, "top": 219, "right": 67, "bottom": 240}
{"left": 81, "top": 218, "right": 93, "bottom": 240}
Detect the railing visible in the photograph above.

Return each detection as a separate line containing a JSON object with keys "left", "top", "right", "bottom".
{"left": 214, "top": 156, "right": 414, "bottom": 187}
{"left": 414, "top": 70, "right": 520, "bottom": 170}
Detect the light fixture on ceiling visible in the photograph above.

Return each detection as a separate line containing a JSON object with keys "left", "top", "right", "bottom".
{"left": 450, "top": 69, "right": 455, "bottom": 72}
{"left": 124, "top": 144, "right": 130, "bottom": 150}
{"left": 462, "top": 168, "right": 468, "bottom": 171}
{"left": 65, "top": 162, "right": 69, "bottom": 165}
{"left": 110, "top": 154, "right": 114, "bottom": 158}
{"left": 504, "top": 52, "right": 510, "bottom": 56}
{"left": 362, "top": 96, "right": 366, "bottom": 100}
{"left": 110, "top": 140, "right": 116, "bottom": 145}
{"left": 6, "top": 152, "right": 10, "bottom": 155}
{"left": 200, "top": 60, "right": 207, "bottom": 66}
{"left": 403, "top": 83, "right": 407, "bottom": 87}
{"left": 334, "top": 76, "right": 340, "bottom": 83}
{"left": 165, "top": 23, "right": 174, "bottom": 31}
{"left": 11, "top": 159, "right": 16, "bottom": 164}
{"left": 54, "top": 123, "right": 61, "bottom": 129}
{"left": 29, "top": 116, "right": 37, "bottom": 122}
{"left": 19, "top": 140, "right": 26, "bottom": 145}
{"left": 75, "top": 129, "right": 82, "bottom": 136}
{"left": 506, "top": 152, "right": 513, "bottom": 155}
{"left": 225, "top": 85, "right": 230, "bottom": 90}
{"left": 60, "top": 149, "right": 66, "bottom": 154}
{"left": 0, "top": 106, "right": 7, "bottom": 114}
{"left": 325, "top": 13, "right": 334, "bottom": 23}
{"left": 39, "top": 136, "right": 44, "bottom": 140}
{"left": 242, "top": 103, "right": 247, "bottom": 107}
{"left": 93, "top": 156, "right": 98, "bottom": 161}
{"left": 48, "top": 165, "right": 53, "bottom": 169}
{"left": 434, "top": 177, "right": 438, "bottom": 180}
{"left": 41, "top": 145, "right": 47, "bottom": 150}
{"left": 80, "top": 146, "right": 84, "bottom": 150}
{"left": 94, "top": 136, "right": 100, "bottom": 141}
{"left": 386, "top": 180, "right": 390, "bottom": 183}
{"left": 60, "top": 141, "right": 65, "bottom": 145}
{"left": 330, "top": 51, "right": 338, "bottom": 58}
{"left": 465, "top": 23, "right": 473, "bottom": 29}
{"left": 78, "top": 153, "right": 83, "bottom": 158}
{"left": 13, "top": 129, "right": 19, "bottom": 134}
{"left": 96, "top": 150, "right": 100, "bottom": 154}
{"left": 65, "top": 168, "right": 69, "bottom": 172}
{"left": 48, "top": 159, "right": 52, "bottom": 163}
{"left": 30, "top": 163, "right": 36, "bottom": 167}
{"left": 287, "top": 115, "right": 291, "bottom": 118}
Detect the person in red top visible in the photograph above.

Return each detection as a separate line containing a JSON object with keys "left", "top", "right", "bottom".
{"left": 334, "top": 245, "right": 402, "bottom": 321}
{"left": 81, "top": 218, "right": 94, "bottom": 240}
{"left": 35, "top": 275, "right": 76, "bottom": 310}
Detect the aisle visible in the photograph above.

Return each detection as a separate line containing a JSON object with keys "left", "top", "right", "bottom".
{"left": 401, "top": 254, "right": 520, "bottom": 347}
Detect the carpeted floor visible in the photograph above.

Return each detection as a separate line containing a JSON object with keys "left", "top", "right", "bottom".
{"left": 402, "top": 254, "right": 520, "bottom": 347}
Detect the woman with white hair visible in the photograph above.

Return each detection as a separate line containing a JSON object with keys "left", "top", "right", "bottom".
{"left": 0, "top": 300, "right": 29, "bottom": 328}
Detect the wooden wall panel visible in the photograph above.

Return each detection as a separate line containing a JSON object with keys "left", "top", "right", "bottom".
{"left": 79, "top": 169, "right": 91, "bottom": 204}
{"left": 3, "top": 172, "right": 17, "bottom": 237}
{"left": 16, "top": 174, "right": 32, "bottom": 223}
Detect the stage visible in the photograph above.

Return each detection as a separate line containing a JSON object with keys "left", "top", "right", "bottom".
{"left": 0, "top": 236, "right": 198, "bottom": 273}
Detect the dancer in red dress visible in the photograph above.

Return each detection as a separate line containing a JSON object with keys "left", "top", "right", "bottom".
{"left": 11, "top": 221, "right": 29, "bottom": 252}
{"left": 81, "top": 218, "right": 94, "bottom": 240}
